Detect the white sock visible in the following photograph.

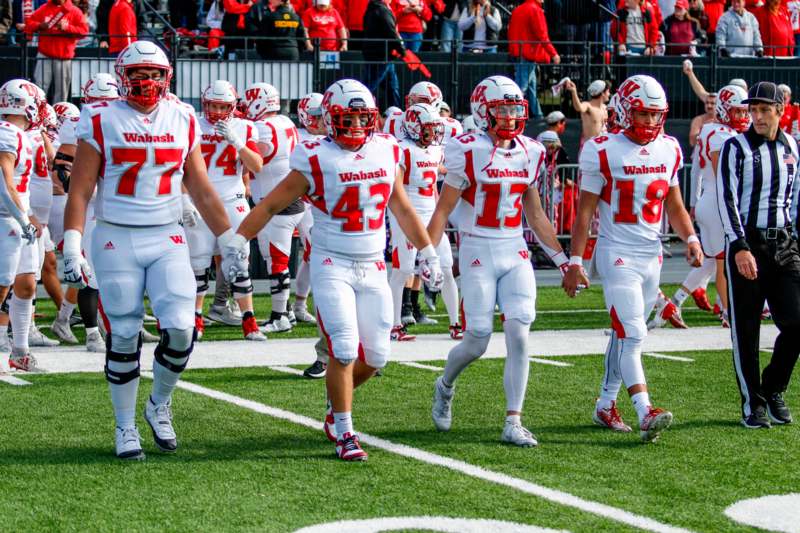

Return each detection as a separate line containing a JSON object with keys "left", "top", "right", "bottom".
{"left": 333, "top": 411, "right": 353, "bottom": 437}
{"left": 506, "top": 414, "right": 521, "bottom": 425}
{"left": 151, "top": 354, "right": 187, "bottom": 407}
{"left": 10, "top": 295, "right": 33, "bottom": 349}
{"left": 58, "top": 301, "right": 76, "bottom": 321}
{"left": 107, "top": 360, "right": 139, "bottom": 428}
{"left": 296, "top": 260, "right": 310, "bottom": 300}
{"left": 443, "top": 332, "right": 490, "bottom": 386}
{"left": 598, "top": 331, "right": 621, "bottom": 408}
{"left": 293, "top": 295, "right": 307, "bottom": 313}
{"left": 441, "top": 267, "right": 459, "bottom": 325}
{"left": 389, "top": 269, "right": 409, "bottom": 326}
{"left": 671, "top": 288, "right": 690, "bottom": 307}
{"left": 502, "top": 319, "right": 531, "bottom": 413}
{"left": 632, "top": 392, "right": 651, "bottom": 421}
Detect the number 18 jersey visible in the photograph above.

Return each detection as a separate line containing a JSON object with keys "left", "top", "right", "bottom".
{"left": 579, "top": 132, "right": 682, "bottom": 255}
{"left": 0, "top": 121, "right": 33, "bottom": 218}
{"left": 76, "top": 99, "right": 199, "bottom": 226}
{"left": 290, "top": 134, "right": 399, "bottom": 261}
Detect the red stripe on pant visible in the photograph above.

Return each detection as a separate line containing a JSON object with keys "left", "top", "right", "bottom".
{"left": 97, "top": 296, "right": 112, "bottom": 336}
{"left": 609, "top": 306, "right": 626, "bottom": 339}
{"left": 268, "top": 243, "right": 290, "bottom": 274}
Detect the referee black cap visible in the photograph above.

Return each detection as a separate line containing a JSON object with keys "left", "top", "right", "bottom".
{"left": 743, "top": 82, "right": 784, "bottom": 105}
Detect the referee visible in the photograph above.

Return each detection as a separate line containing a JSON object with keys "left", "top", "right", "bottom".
{"left": 718, "top": 81, "right": 800, "bottom": 429}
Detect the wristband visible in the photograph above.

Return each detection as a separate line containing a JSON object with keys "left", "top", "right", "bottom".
{"left": 63, "top": 229, "right": 82, "bottom": 257}
{"left": 418, "top": 244, "right": 437, "bottom": 260}
{"left": 551, "top": 251, "right": 569, "bottom": 267}
{"left": 568, "top": 255, "right": 583, "bottom": 267}
{"left": 687, "top": 235, "right": 700, "bottom": 244}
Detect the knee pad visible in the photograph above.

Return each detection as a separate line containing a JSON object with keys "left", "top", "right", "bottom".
{"left": 154, "top": 328, "right": 196, "bottom": 373}
{"left": 105, "top": 334, "right": 142, "bottom": 385}
{"left": 269, "top": 271, "right": 290, "bottom": 295}
{"left": 232, "top": 274, "right": 253, "bottom": 295}
{"left": 462, "top": 331, "right": 491, "bottom": 358}
{"left": 194, "top": 268, "right": 209, "bottom": 294}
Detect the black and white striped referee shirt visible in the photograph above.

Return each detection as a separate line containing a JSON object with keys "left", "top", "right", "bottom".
{"left": 717, "top": 126, "right": 800, "bottom": 253}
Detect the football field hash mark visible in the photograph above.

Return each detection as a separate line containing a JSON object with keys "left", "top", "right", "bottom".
{"left": 158, "top": 374, "right": 694, "bottom": 533}
{"left": 0, "top": 375, "right": 32, "bottom": 386}
{"left": 643, "top": 353, "right": 695, "bottom": 362}
{"left": 268, "top": 366, "right": 306, "bottom": 376}
{"left": 529, "top": 357, "right": 573, "bottom": 367}
{"left": 398, "top": 361, "right": 444, "bottom": 371}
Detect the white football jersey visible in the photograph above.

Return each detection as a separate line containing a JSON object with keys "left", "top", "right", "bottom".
{"left": 290, "top": 133, "right": 399, "bottom": 260}
{"left": 444, "top": 132, "right": 545, "bottom": 239}
{"left": 441, "top": 117, "right": 463, "bottom": 146}
{"left": 696, "top": 121, "right": 735, "bottom": 195}
{"left": 398, "top": 137, "right": 442, "bottom": 215}
{"left": 580, "top": 132, "right": 682, "bottom": 254}
{"left": 299, "top": 128, "right": 323, "bottom": 143}
{"left": 252, "top": 114, "right": 298, "bottom": 201}
{"left": 0, "top": 121, "right": 33, "bottom": 218}
{"left": 198, "top": 116, "right": 257, "bottom": 200}
{"left": 383, "top": 110, "right": 404, "bottom": 138}
{"left": 27, "top": 129, "right": 53, "bottom": 221}
{"left": 76, "top": 99, "right": 200, "bottom": 226}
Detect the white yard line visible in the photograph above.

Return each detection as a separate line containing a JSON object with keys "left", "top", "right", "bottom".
{"left": 529, "top": 357, "right": 573, "bottom": 367}
{"left": 268, "top": 366, "right": 306, "bottom": 376}
{"left": 0, "top": 375, "right": 32, "bottom": 386}
{"left": 644, "top": 353, "right": 695, "bottom": 362}
{"left": 163, "top": 375, "right": 693, "bottom": 533}
{"left": 398, "top": 361, "right": 443, "bottom": 371}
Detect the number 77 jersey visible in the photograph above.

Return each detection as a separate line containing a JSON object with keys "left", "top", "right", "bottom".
{"left": 76, "top": 99, "right": 200, "bottom": 226}
{"left": 579, "top": 131, "right": 683, "bottom": 254}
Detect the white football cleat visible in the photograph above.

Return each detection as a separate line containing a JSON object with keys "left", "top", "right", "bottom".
{"left": 28, "top": 324, "right": 60, "bottom": 347}
{"left": 431, "top": 376, "right": 454, "bottom": 431}
{"left": 144, "top": 398, "right": 177, "bottom": 452}
{"left": 501, "top": 421, "right": 538, "bottom": 447}
{"left": 9, "top": 348, "right": 43, "bottom": 372}
{"left": 292, "top": 307, "right": 317, "bottom": 324}
{"left": 639, "top": 407, "right": 673, "bottom": 443}
{"left": 260, "top": 314, "right": 292, "bottom": 334}
{"left": 287, "top": 309, "right": 297, "bottom": 325}
{"left": 85, "top": 329, "right": 105, "bottom": 353}
{"left": 51, "top": 317, "right": 79, "bottom": 344}
{"left": 244, "top": 330, "right": 267, "bottom": 341}
{"left": 115, "top": 426, "right": 145, "bottom": 460}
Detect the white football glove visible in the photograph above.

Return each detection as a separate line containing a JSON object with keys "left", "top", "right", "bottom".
{"left": 20, "top": 222, "right": 38, "bottom": 245}
{"left": 215, "top": 120, "right": 245, "bottom": 151}
{"left": 418, "top": 244, "right": 444, "bottom": 291}
{"left": 181, "top": 194, "right": 199, "bottom": 227}
{"left": 218, "top": 229, "right": 250, "bottom": 281}
{"left": 62, "top": 229, "right": 93, "bottom": 288}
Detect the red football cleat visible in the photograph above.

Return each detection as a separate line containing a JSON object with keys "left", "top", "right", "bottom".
{"left": 391, "top": 325, "right": 416, "bottom": 341}
{"left": 324, "top": 404, "right": 337, "bottom": 443}
{"left": 336, "top": 432, "right": 368, "bottom": 461}
{"left": 449, "top": 324, "right": 463, "bottom": 340}
{"left": 593, "top": 401, "right": 632, "bottom": 432}
{"left": 194, "top": 313, "right": 204, "bottom": 340}
{"left": 691, "top": 288, "right": 712, "bottom": 311}
{"left": 662, "top": 302, "right": 688, "bottom": 329}
{"left": 639, "top": 407, "right": 673, "bottom": 442}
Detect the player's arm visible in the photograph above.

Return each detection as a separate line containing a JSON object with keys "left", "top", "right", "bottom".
{"left": 388, "top": 168, "right": 433, "bottom": 251}
{"left": 665, "top": 185, "right": 703, "bottom": 267}
{"left": 41, "top": 131, "right": 56, "bottom": 164}
{"left": 239, "top": 144, "right": 263, "bottom": 174}
{"left": 183, "top": 146, "right": 232, "bottom": 236}
{"left": 0, "top": 151, "right": 29, "bottom": 227}
{"left": 64, "top": 140, "right": 101, "bottom": 233}
{"left": 562, "top": 189, "right": 597, "bottom": 297}
{"left": 236, "top": 169, "right": 309, "bottom": 239}
{"left": 521, "top": 185, "right": 567, "bottom": 267}
{"left": 426, "top": 182, "right": 460, "bottom": 246}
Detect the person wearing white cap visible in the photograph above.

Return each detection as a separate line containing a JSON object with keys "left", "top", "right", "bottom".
{"left": 543, "top": 110, "right": 566, "bottom": 136}
{"left": 565, "top": 78, "right": 610, "bottom": 143}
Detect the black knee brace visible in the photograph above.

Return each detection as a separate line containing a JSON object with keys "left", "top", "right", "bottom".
{"left": 269, "top": 271, "right": 290, "bottom": 295}
{"left": 232, "top": 275, "right": 253, "bottom": 295}
{"left": 153, "top": 329, "right": 197, "bottom": 373}
{"left": 104, "top": 334, "right": 143, "bottom": 385}
{"left": 195, "top": 269, "right": 210, "bottom": 293}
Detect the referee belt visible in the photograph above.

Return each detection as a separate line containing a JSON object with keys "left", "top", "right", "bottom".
{"left": 746, "top": 226, "right": 792, "bottom": 241}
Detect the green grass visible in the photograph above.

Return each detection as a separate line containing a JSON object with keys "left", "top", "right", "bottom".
{"left": 2, "top": 350, "right": 797, "bottom": 532}
{"left": 35, "top": 282, "right": 731, "bottom": 344}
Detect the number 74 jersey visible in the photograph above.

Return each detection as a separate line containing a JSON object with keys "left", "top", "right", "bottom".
{"left": 579, "top": 132, "right": 683, "bottom": 254}
{"left": 77, "top": 99, "right": 200, "bottom": 226}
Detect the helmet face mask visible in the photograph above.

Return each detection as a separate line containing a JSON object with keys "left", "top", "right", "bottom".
{"left": 404, "top": 103, "right": 444, "bottom": 147}
{"left": 616, "top": 75, "right": 668, "bottom": 144}
{"left": 470, "top": 76, "right": 528, "bottom": 141}
{"left": 202, "top": 80, "right": 237, "bottom": 124}
{"left": 115, "top": 42, "right": 173, "bottom": 108}
{"left": 715, "top": 84, "right": 751, "bottom": 132}
{"left": 322, "top": 79, "right": 378, "bottom": 149}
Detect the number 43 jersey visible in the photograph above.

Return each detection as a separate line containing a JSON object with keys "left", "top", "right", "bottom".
{"left": 77, "top": 99, "right": 200, "bottom": 226}
{"left": 290, "top": 134, "right": 399, "bottom": 261}
{"left": 580, "top": 132, "right": 683, "bottom": 255}
{"left": 444, "top": 132, "right": 545, "bottom": 239}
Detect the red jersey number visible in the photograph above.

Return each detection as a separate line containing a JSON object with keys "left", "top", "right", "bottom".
{"left": 112, "top": 147, "right": 183, "bottom": 196}
{"left": 614, "top": 179, "right": 670, "bottom": 224}
{"left": 475, "top": 182, "right": 528, "bottom": 228}
{"left": 331, "top": 183, "right": 390, "bottom": 232}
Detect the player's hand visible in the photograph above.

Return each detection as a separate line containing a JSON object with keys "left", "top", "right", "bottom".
{"left": 63, "top": 254, "right": 93, "bottom": 288}
{"left": 20, "top": 222, "right": 38, "bottom": 245}
{"left": 686, "top": 241, "right": 704, "bottom": 268}
{"left": 215, "top": 120, "right": 245, "bottom": 151}
{"left": 181, "top": 194, "right": 199, "bottom": 227}
{"left": 735, "top": 250, "right": 758, "bottom": 280}
{"left": 562, "top": 265, "right": 589, "bottom": 298}
{"left": 218, "top": 230, "right": 250, "bottom": 281}
{"left": 418, "top": 245, "right": 444, "bottom": 291}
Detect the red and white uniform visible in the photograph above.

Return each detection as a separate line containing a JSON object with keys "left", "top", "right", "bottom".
{"left": 76, "top": 99, "right": 200, "bottom": 338}
{"left": 695, "top": 121, "right": 735, "bottom": 258}
{"left": 27, "top": 128, "right": 55, "bottom": 276}
{"left": 440, "top": 116, "right": 463, "bottom": 146}
{"left": 290, "top": 133, "right": 399, "bottom": 367}
{"left": 383, "top": 110, "right": 404, "bottom": 138}
{"left": 391, "top": 138, "right": 452, "bottom": 273}
{"left": 443, "top": 132, "right": 545, "bottom": 336}
{"left": 186, "top": 116, "right": 258, "bottom": 272}
{"left": 579, "top": 131, "right": 682, "bottom": 339}
{"left": 296, "top": 127, "right": 323, "bottom": 254}
{"left": 0, "top": 121, "right": 38, "bottom": 286}
{"left": 252, "top": 114, "right": 305, "bottom": 276}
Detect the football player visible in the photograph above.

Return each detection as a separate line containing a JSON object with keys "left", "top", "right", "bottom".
{"left": 649, "top": 84, "right": 751, "bottom": 330}
{"left": 563, "top": 75, "right": 703, "bottom": 442}
{"left": 235, "top": 79, "right": 443, "bottom": 461}
{"left": 428, "top": 76, "right": 567, "bottom": 447}
{"left": 384, "top": 81, "right": 444, "bottom": 139}
{"left": 186, "top": 80, "right": 265, "bottom": 341}
{"left": 64, "top": 42, "right": 245, "bottom": 460}
{"left": 0, "top": 79, "right": 44, "bottom": 372}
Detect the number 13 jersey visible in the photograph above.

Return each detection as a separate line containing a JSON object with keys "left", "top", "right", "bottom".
{"left": 290, "top": 134, "right": 399, "bottom": 261}
{"left": 76, "top": 99, "right": 199, "bottom": 226}
{"left": 580, "top": 132, "right": 682, "bottom": 255}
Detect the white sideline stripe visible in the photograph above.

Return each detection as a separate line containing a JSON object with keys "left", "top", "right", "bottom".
{"left": 0, "top": 375, "right": 32, "bottom": 386}
{"left": 529, "top": 357, "right": 573, "bottom": 367}
{"left": 760, "top": 348, "right": 773, "bottom": 353}
{"left": 170, "top": 377, "right": 693, "bottom": 533}
{"left": 268, "top": 366, "right": 305, "bottom": 376}
{"left": 427, "top": 309, "right": 713, "bottom": 318}
{"left": 399, "top": 361, "right": 443, "bottom": 371}
{"left": 643, "top": 352, "right": 694, "bottom": 362}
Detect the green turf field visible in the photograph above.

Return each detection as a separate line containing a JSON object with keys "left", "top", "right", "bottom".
{"left": 1, "top": 349, "right": 796, "bottom": 532}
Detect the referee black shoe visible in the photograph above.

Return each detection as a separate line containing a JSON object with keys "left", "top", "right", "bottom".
{"left": 303, "top": 360, "right": 327, "bottom": 379}
{"left": 767, "top": 393, "right": 793, "bottom": 424}
{"left": 742, "top": 406, "right": 771, "bottom": 429}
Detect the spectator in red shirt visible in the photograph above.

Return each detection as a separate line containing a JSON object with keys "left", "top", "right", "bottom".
{"left": 611, "top": 0, "right": 659, "bottom": 55}
{"left": 302, "top": 0, "right": 347, "bottom": 51}
{"left": 508, "top": 0, "right": 559, "bottom": 119}
{"left": 25, "top": 0, "right": 88, "bottom": 102}
{"left": 393, "top": 0, "right": 431, "bottom": 52}
{"left": 108, "top": 0, "right": 137, "bottom": 55}
{"left": 703, "top": 0, "right": 726, "bottom": 39}
{"left": 755, "top": 0, "right": 794, "bottom": 55}
{"left": 661, "top": 0, "right": 703, "bottom": 55}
